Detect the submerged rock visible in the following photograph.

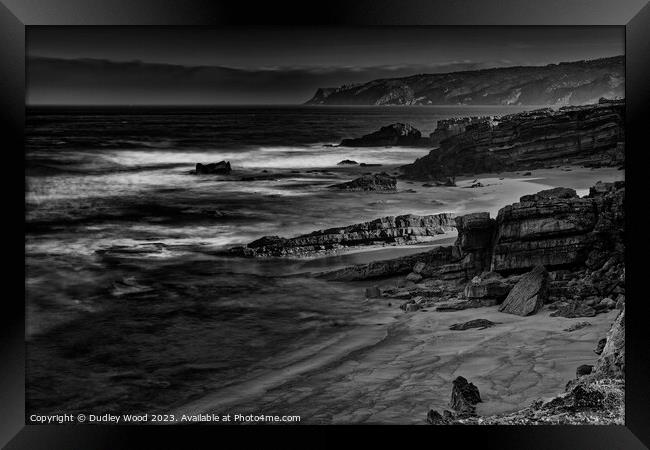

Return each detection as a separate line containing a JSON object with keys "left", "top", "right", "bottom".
{"left": 498, "top": 265, "right": 548, "bottom": 316}
{"left": 193, "top": 160, "right": 232, "bottom": 174}
{"left": 330, "top": 173, "right": 397, "bottom": 191}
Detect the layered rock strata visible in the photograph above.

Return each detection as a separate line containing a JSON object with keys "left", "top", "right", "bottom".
{"left": 230, "top": 213, "right": 455, "bottom": 258}
{"left": 401, "top": 99, "right": 625, "bottom": 180}
{"left": 318, "top": 182, "right": 625, "bottom": 315}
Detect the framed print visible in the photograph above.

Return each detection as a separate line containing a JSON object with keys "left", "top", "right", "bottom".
{"left": 1, "top": 0, "right": 649, "bottom": 448}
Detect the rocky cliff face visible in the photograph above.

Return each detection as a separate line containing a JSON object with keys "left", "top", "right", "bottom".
{"left": 493, "top": 182, "right": 624, "bottom": 274}
{"left": 305, "top": 56, "right": 623, "bottom": 106}
{"left": 401, "top": 99, "right": 625, "bottom": 180}
{"left": 230, "top": 213, "right": 455, "bottom": 257}
{"left": 318, "top": 182, "right": 624, "bottom": 294}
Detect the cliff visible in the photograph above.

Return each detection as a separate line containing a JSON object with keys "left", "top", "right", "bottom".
{"left": 318, "top": 181, "right": 624, "bottom": 295}
{"left": 305, "top": 56, "right": 624, "bottom": 106}
{"left": 401, "top": 99, "right": 625, "bottom": 180}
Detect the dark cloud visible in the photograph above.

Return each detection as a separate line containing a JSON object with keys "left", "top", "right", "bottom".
{"left": 26, "top": 26, "right": 624, "bottom": 105}
{"left": 26, "top": 56, "right": 510, "bottom": 105}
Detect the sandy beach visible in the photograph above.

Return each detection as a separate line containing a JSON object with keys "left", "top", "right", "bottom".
{"left": 175, "top": 293, "right": 619, "bottom": 424}
{"left": 170, "top": 164, "right": 624, "bottom": 424}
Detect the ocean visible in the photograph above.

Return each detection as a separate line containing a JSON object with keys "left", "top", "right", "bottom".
{"left": 25, "top": 104, "right": 537, "bottom": 418}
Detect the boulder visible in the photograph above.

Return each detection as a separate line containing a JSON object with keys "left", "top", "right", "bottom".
{"left": 413, "top": 261, "right": 426, "bottom": 274}
{"left": 340, "top": 123, "right": 426, "bottom": 147}
{"left": 550, "top": 301, "right": 597, "bottom": 318}
{"left": 594, "top": 338, "right": 607, "bottom": 355}
{"left": 449, "top": 376, "right": 482, "bottom": 416}
{"left": 449, "top": 319, "right": 499, "bottom": 331}
{"left": 599, "top": 297, "right": 616, "bottom": 310}
{"left": 194, "top": 161, "right": 232, "bottom": 174}
{"left": 406, "top": 272, "right": 423, "bottom": 283}
{"left": 498, "top": 266, "right": 548, "bottom": 316}
{"left": 426, "top": 410, "right": 447, "bottom": 425}
{"left": 463, "top": 272, "right": 512, "bottom": 301}
{"left": 571, "top": 384, "right": 605, "bottom": 408}
{"left": 330, "top": 173, "right": 397, "bottom": 191}
{"left": 576, "top": 364, "right": 593, "bottom": 377}
{"left": 402, "top": 303, "right": 420, "bottom": 313}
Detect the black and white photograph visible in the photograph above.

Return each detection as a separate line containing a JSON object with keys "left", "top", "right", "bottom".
{"left": 24, "top": 25, "right": 626, "bottom": 426}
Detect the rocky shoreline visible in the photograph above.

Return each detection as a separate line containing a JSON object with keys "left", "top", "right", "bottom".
{"left": 229, "top": 213, "right": 455, "bottom": 258}
{"left": 318, "top": 181, "right": 624, "bottom": 310}
{"left": 261, "top": 179, "right": 623, "bottom": 424}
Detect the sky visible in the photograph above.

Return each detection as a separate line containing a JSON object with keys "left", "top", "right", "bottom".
{"left": 26, "top": 26, "right": 624, "bottom": 105}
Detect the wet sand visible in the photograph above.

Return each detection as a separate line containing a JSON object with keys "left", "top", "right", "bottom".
{"left": 175, "top": 301, "right": 618, "bottom": 424}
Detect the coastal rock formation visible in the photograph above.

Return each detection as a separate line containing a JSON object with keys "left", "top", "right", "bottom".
{"left": 306, "top": 56, "right": 623, "bottom": 106}
{"left": 193, "top": 161, "right": 232, "bottom": 175}
{"left": 339, "top": 123, "right": 428, "bottom": 147}
{"left": 230, "top": 213, "right": 455, "bottom": 258}
{"left": 498, "top": 266, "right": 549, "bottom": 316}
{"left": 454, "top": 213, "right": 496, "bottom": 276}
{"left": 463, "top": 272, "right": 512, "bottom": 302}
{"left": 330, "top": 173, "right": 397, "bottom": 191}
{"left": 401, "top": 99, "right": 625, "bottom": 180}
{"left": 491, "top": 181, "right": 624, "bottom": 273}
{"left": 449, "top": 376, "right": 482, "bottom": 416}
{"left": 337, "top": 159, "right": 358, "bottom": 165}
{"left": 318, "top": 181, "right": 624, "bottom": 324}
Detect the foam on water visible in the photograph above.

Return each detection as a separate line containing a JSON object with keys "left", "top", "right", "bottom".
{"left": 100, "top": 145, "right": 430, "bottom": 170}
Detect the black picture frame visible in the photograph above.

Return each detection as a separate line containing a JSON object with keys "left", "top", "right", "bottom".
{"left": 2, "top": 0, "right": 649, "bottom": 448}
